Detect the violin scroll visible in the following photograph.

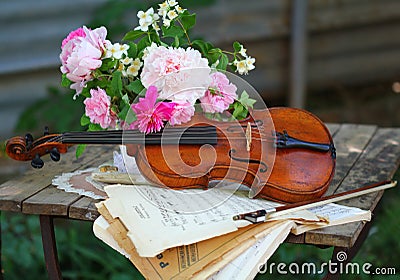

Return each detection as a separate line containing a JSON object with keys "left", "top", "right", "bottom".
{"left": 5, "top": 132, "right": 69, "bottom": 168}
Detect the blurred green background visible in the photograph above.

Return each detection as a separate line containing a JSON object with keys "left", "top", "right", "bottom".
{"left": 1, "top": 0, "right": 399, "bottom": 279}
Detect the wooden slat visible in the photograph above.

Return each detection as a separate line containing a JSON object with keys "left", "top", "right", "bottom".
{"left": 325, "top": 124, "right": 377, "bottom": 195}
{"left": 305, "top": 127, "right": 400, "bottom": 247}
{"left": 22, "top": 146, "right": 115, "bottom": 216}
{"left": 22, "top": 185, "right": 81, "bottom": 216}
{"left": 286, "top": 124, "right": 376, "bottom": 245}
{"left": 325, "top": 123, "right": 341, "bottom": 137}
{"left": 0, "top": 145, "right": 110, "bottom": 212}
{"left": 69, "top": 196, "right": 100, "bottom": 221}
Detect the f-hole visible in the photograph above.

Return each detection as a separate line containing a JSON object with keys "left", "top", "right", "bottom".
{"left": 228, "top": 149, "right": 268, "bottom": 173}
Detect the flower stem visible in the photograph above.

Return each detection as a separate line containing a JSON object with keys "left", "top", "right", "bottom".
{"left": 177, "top": 19, "right": 192, "bottom": 46}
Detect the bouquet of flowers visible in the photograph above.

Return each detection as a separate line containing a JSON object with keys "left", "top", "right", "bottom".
{"left": 60, "top": 0, "right": 256, "bottom": 137}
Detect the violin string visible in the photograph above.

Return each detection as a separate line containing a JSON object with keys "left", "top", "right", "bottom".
{"left": 43, "top": 125, "right": 273, "bottom": 145}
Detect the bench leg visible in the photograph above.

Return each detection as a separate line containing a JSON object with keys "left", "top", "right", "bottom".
{"left": 323, "top": 220, "right": 373, "bottom": 280}
{"left": 40, "top": 215, "right": 62, "bottom": 280}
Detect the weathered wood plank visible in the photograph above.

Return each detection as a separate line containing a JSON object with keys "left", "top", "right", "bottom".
{"left": 305, "top": 127, "right": 400, "bottom": 248}
{"left": 0, "top": 145, "right": 110, "bottom": 212}
{"left": 22, "top": 146, "right": 115, "bottom": 216}
{"left": 22, "top": 185, "right": 81, "bottom": 216}
{"left": 69, "top": 196, "right": 100, "bottom": 221}
{"left": 325, "top": 124, "right": 377, "bottom": 196}
{"left": 325, "top": 123, "right": 341, "bottom": 137}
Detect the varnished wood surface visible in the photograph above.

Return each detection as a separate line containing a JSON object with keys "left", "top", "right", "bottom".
{"left": 0, "top": 124, "right": 399, "bottom": 248}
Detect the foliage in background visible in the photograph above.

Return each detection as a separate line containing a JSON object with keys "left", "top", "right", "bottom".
{"left": 89, "top": 0, "right": 217, "bottom": 40}
{"left": 15, "top": 87, "right": 85, "bottom": 136}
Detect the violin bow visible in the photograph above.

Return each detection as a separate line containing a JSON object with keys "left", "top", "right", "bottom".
{"left": 234, "top": 180, "right": 397, "bottom": 223}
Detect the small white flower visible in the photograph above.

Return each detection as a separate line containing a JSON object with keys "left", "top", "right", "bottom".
{"left": 152, "top": 13, "right": 160, "bottom": 22}
{"left": 159, "top": 1, "right": 169, "bottom": 10}
{"left": 142, "top": 43, "right": 158, "bottom": 59}
{"left": 152, "top": 22, "right": 161, "bottom": 32}
{"left": 234, "top": 59, "right": 249, "bottom": 75}
{"left": 121, "top": 57, "right": 133, "bottom": 65}
{"left": 163, "top": 18, "right": 171, "bottom": 27}
{"left": 136, "top": 7, "right": 157, "bottom": 31}
{"left": 126, "top": 64, "right": 140, "bottom": 77}
{"left": 167, "top": 10, "right": 178, "bottom": 20}
{"left": 175, "top": 5, "right": 186, "bottom": 14}
{"left": 245, "top": 56, "right": 255, "bottom": 71}
{"left": 239, "top": 45, "right": 247, "bottom": 57}
{"left": 137, "top": 8, "right": 154, "bottom": 25}
{"left": 132, "top": 58, "right": 143, "bottom": 68}
{"left": 106, "top": 43, "right": 129, "bottom": 59}
{"left": 135, "top": 21, "right": 151, "bottom": 32}
{"left": 168, "top": 0, "right": 178, "bottom": 7}
{"left": 233, "top": 56, "right": 255, "bottom": 75}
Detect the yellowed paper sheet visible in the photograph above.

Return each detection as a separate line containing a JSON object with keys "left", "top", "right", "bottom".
{"left": 95, "top": 202, "right": 288, "bottom": 280}
{"left": 292, "top": 203, "right": 371, "bottom": 235}
{"left": 102, "top": 185, "right": 284, "bottom": 257}
{"left": 209, "top": 220, "right": 294, "bottom": 280}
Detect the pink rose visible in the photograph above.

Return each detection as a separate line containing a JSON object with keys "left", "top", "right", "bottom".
{"left": 169, "top": 101, "right": 195, "bottom": 126}
{"left": 140, "top": 46, "right": 211, "bottom": 104}
{"left": 61, "top": 27, "right": 86, "bottom": 48}
{"left": 200, "top": 72, "right": 237, "bottom": 113}
{"left": 130, "top": 86, "right": 176, "bottom": 134}
{"left": 60, "top": 26, "right": 109, "bottom": 95}
{"left": 84, "top": 87, "right": 116, "bottom": 129}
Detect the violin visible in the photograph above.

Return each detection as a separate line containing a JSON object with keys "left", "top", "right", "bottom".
{"left": 5, "top": 107, "right": 336, "bottom": 203}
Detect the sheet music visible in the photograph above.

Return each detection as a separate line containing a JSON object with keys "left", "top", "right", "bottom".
{"left": 209, "top": 220, "right": 294, "bottom": 280}
{"left": 103, "top": 184, "right": 283, "bottom": 257}
{"left": 292, "top": 203, "right": 371, "bottom": 234}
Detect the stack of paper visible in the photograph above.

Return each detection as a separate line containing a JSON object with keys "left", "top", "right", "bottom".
{"left": 92, "top": 182, "right": 371, "bottom": 279}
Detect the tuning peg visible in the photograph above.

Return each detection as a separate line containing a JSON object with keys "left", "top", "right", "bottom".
{"left": 44, "top": 126, "right": 49, "bottom": 136}
{"left": 31, "top": 154, "right": 44, "bottom": 169}
{"left": 50, "top": 148, "right": 60, "bottom": 162}
{"left": 25, "top": 133, "right": 33, "bottom": 148}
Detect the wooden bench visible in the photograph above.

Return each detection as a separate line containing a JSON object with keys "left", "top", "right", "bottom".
{"left": 0, "top": 123, "right": 399, "bottom": 279}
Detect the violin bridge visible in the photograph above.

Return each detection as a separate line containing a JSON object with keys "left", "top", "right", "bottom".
{"left": 246, "top": 122, "right": 252, "bottom": 152}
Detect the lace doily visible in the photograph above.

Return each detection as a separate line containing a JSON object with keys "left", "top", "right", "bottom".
{"left": 52, "top": 168, "right": 107, "bottom": 199}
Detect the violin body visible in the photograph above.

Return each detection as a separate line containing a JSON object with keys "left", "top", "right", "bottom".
{"left": 6, "top": 107, "right": 336, "bottom": 203}
{"left": 126, "top": 107, "right": 336, "bottom": 203}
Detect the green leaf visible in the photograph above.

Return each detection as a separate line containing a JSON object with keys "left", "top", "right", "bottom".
{"left": 173, "top": 36, "right": 180, "bottom": 47}
{"left": 61, "top": 74, "right": 72, "bottom": 88}
{"left": 118, "top": 104, "right": 130, "bottom": 120}
{"left": 88, "top": 123, "right": 103, "bottom": 131}
{"left": 75, "top": 144, "right": 86, "bottom": 158}
{"left": 233, "top": 41, "right": 242, "bottom": 52}
{"left": 162, "top": 24, "right": 184, "bottom": 39}
{"left": 216, "top": 53, "right": 229, "bottom": 70}
{"left": 191, "top": 39, "right": 209, "bottom": 55}
{"left": 125, "top": 107, "right": 137, "bottom": 124}
{"left": 232, "top": 102, "right": 244, "bottom": 118}
{"left": 99, "top": 58, "right": 118, "bottom": 71}
{"left": 238, "top": 90, "right": 257, "bottom": 109}
{"left": 126, "top": 79, "right": 145, "bottom": 95}
{"left": 180, "top": 13, "right": 196, "bottom": 30}
{"left": 121, "top": 94, "right": 130, "bottom": 105}
{"left": 110, "top": 71, "right": 122, "bottom": 97}
{"left": 127, "top": 42, "right": 138, "bottom": 58}
{"left": 137, "top": 36, "right": 151, "bottom": 55}
{"left": 80, "top": 114, "right": 90, "bottom": 126}
{"left": 207, "top": 48, "right": 222, "bottom": 64}
{"left": 123, "top": 30, "right": 146, "bottom": 41}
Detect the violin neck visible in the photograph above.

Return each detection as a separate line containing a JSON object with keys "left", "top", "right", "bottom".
{"left": 60, "top": 126, "right": 217, "bottom": 145}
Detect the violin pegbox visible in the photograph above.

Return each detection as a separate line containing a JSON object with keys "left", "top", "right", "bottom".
{"left": 5, "top": 130, "right": 68, "bottom": 169}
